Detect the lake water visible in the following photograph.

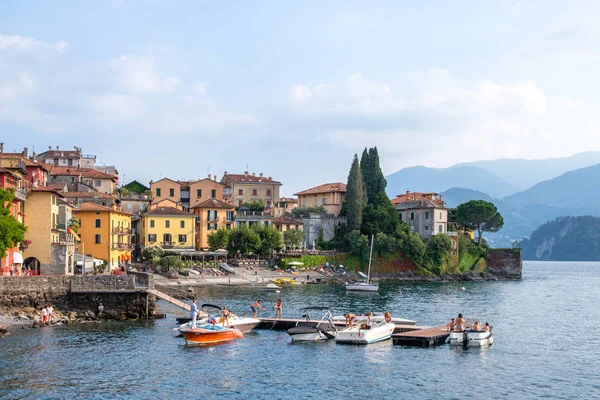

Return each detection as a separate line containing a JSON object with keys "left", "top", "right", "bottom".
{"left": 1, "top": 262, "right": 599, "bottom": 399}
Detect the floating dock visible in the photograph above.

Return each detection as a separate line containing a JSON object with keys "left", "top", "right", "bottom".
{"left": 392, "top": 326, "right": 449, "bottom": 347}
{"left": 256, "top": 318, "right": 425, "bottom": 335}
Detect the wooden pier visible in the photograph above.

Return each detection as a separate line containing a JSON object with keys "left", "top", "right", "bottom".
{"left": 392, "top": 326, "right": 449, "bottom": 347}
{"left": 256, "top": 318, "right": 426, "bottom": 335}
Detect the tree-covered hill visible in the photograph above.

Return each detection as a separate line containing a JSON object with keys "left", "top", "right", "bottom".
{"left": 519, "top": 216, "right": 600, "bottom": 261}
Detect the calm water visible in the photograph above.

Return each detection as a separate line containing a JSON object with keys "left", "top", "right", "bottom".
{"left": 1, "top": 262, "right": 599, "bottom": 399}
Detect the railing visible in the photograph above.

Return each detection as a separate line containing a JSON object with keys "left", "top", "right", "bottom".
{"left": 14, "top": 187, "right": 28, "bottom": 201}
{"left": 112, "top": 227, "right": 132, "bottom": 235}
{"left": 208, "top": 216, "right": 220, "bottom": 222}
{"left": 162, "top": 242, "right": 174, "bottom": 248}
{"left": 112, "top": 243, "right": 134, "bottom": 250}
{"left": 52, "top": 233, "right": 74, "bottom": 245}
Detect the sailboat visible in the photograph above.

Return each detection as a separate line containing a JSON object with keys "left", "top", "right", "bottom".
{"left": 346, "top": 235, "right": 379, "bottom": 292}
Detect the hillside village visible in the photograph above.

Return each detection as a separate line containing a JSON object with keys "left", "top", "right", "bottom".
{"left": 0, "top": 144, "right": 453, "bottom": 277}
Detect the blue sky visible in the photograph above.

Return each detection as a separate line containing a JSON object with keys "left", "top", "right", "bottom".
{"left": 1, "top": 1, "right": 600, "bottom": 195}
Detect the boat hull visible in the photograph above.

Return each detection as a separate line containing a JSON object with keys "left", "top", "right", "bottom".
{"left": 182, "top": 327, "right": 243, "bottom": 346}
{"left": 336, "top": 323, "right": 395, "bottom": 344}
{"left": 179, "top": 318, "right": 260, "bottom": 334}
{"left": 449, "top": 331, "right": 494, "bottom": 347}
{"left": 331, "top": 315, "right": 416, "bottom": 326}
{"left": 345, "top": 283, "right": 379, "bottom": 292}
{"left": 287, "top": 323, "right": 336, "bottom": 342}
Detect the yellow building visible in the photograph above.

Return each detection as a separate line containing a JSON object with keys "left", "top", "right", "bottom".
{"left": 295, "top": 182, "right": 347, "bottom": 216}
{"left": 220, "top": 171, "right": 281, "bottom": 209}
{"left": 140, "top": 206, "right": 196, "bottom": 249}
{"left": 190, "top": 198, "right": 235, "bottom": 250}
{"left": 22, "top": 187, "right": 76, "bottom": 275}
{"left": 72, "top": 202, "right": 133, "bottom": 270}
{"left": 149, "top": 176, "right": 224, "bottom": 210}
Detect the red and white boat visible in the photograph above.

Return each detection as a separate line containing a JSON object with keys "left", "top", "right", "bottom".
{"left": 181, "top": 324, "right": 243, "bottom": 346}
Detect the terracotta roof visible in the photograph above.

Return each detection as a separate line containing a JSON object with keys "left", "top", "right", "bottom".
{"left": 47, "top": 182, "right": 68, "bottom": 191}
{"left": 73, "top": 202, "right": 132, "bottom": 215}
{"left": 223, "top": 173, "right": 281, "bottom": 184}
{"left": 274, "top": 216, "right": 304, "bottom": 225}
{"left": 30, "top": 185, "right": 64, "bottom": 197}
{"left": 143, "top": 207, "right": 194, "bottom": 216}
{"left": 63, "top": 192, "right": 115, "bottom": 199}
{"left": 81, "top": 168, "right": 117, "bottom": 181}
{"left": 294, "top": 182, "right": 347, "bottom": 196}
{"left": 0, "top": 153, "right": 49, "bottom": 170}
{"left": 391, "top": 192, "right": 444, "bottom": 205}
{"left": 49, "top": 165, "right": 82, "bottom": 176}
{"left": 394, "top": 199, "right": 446, "bottom": 210}
{"left": 191, "top": 198, "right": 235, "bottom": 209}
{"left": 0, "top": 166, "right": 19, "bottom": 178}
{"left": 279, "top": 197, "right": 298, "bottom": 203}
{"left": 37, "top": 149, "right": 80, "bottom": 158}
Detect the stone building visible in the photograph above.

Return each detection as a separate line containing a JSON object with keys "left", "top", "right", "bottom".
{"left": 391, "top": 191, "right": 448, "bottom": 239}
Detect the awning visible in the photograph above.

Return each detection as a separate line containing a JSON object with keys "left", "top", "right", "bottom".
{"left": 13, "top": 252, "right": 23, "bottom": 264}
{"left": 68, "top": 228, "right": 81, "bottom": 242}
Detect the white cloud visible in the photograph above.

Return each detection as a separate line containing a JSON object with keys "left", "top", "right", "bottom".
{"left": 18, "top": 72, "right": 35, "bottom": 91}
{"left": 289, "top": 84, "right": 311, "bottom": 103}
{"left": 0, "top": 34, "right": 68, "bottom": 53}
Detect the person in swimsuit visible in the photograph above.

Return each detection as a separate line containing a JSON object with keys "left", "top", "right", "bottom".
{"left": 273, "top": 299, "right": 283, "bottom": 319}
{"left": 222, "top": 307, "right": 231, "bottom": 328}
{"left": 484, "top": 322, "right": 491, "bottom": 333}
{"left": 455, "top": 313, "right": 467, "bottom": 332}
{"left": 447, "top": 318, "right": 456, "bottom": 332}
{"left": 344, "top": 313, "right": 355, "bottom": 327}
{"left": 384, "top": 311, "right": 392, "bottom": 323}
{"left": 472, "top": 321, "right": 482, "bottom": 331}
{"left": 251, "top": 300, "right": 265, "bottom": 318}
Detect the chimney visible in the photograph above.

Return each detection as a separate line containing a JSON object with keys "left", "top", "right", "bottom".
{"left": 32, "top": 151, "right": 37, "bottom": 161}
{"left": 56, "top": 145, "right": 59, "bottom": 151}
{"left": 406, "top": 190, "right": 410, "bottom": 195}
{"left": 22, "top": 147, "right": 28, "bottom": 158}
{"left": 0, "top": 142, "right": 3, "bottom": 153}
{"left": 208, "top": 174, "right": 211, "bottom": 180}
{"left": 224, "top": 171, "right": 228, "bottom": 175}
{"left": 213, "top": 175, "right": 217, "bottom": 182}
{"left": 252, "top": 172, "right": 256, "bottom": 176}
{"left": 244, "top": 171, "right": 248, "bottom": 177}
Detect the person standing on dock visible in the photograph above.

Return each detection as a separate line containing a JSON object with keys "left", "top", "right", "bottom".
{"left": 190, "top": 299, "right": 198, "bottom": 329}
{"left": 273, "top": 299, "right": 283, "bottom": 319}
{"left": 251, "top": 300, "right": 265, "bottom": 318}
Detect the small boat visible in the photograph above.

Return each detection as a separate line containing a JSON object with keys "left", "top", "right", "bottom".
{"left": 178, "top": 304, "right": 260, "bottom": 333}
{"left": 346, "top": 235, "right": 378, "bottom": 292}
{"left": 448, "top": 329, "right": 494, "bottom": 347}
{"left": 286, "top": 307, "right": 338, "bottom": 342}
{"left": 181, "top": 324, "right": 243, "bottom": 346}
{"left": 335, "top": 319, "right": 395, "bottom": 345}
{"left": 331, "top": 313, "right": 416, "bottom": 326}
{"left": 251, "top": 283, "right": 281, "bottom": 292}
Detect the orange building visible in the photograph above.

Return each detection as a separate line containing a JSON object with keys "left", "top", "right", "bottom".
{"left": 295, "top": 182, "right": 347, "bottom": 216}
{"left": 190, "top": 198, "right": 235, "bottom": 250}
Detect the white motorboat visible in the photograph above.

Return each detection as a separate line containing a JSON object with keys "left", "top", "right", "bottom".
{"left": 448, "top": 329, "right": 494, "bottom": 347}
{"left": 178, "top": 304, "right": 260, "bottom": 334}
{"left": 346, "top": 235, "right": 378, "bottom": 292}
{"left": 331, "top": 313, "right": 416, "bottom": 326}
{"left": 335, "top": 319, "right": 395, "bottom": 344}
{"left": 286, "top": 307, "right": 338, "bottom": 342}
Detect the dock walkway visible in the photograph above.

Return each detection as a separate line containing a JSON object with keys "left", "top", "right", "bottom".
{"left": 256, "top": 318, "right": 427, "bottom": 335}
{"left": 392, "top": 326, "right": 449, "bottom": 347}
{"left": 147, "top": 289, "right": 191, "bottom": 312}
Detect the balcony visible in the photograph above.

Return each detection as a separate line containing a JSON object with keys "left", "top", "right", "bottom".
{"left": 112, "top": 227, "right": 133, "bottom": 235}
{"left": 14, "top": 187, "right": 28, "bottom": 201}
{"left": 52, "top": 233, "right": 74, "bottom": 246}
{"left": 207, "top": 216, "right": 220, "bottom": 222}
{"left": 161, "top": 242, "right": 174, "bottom": 248}
{"left": 112, "top": 242, "right": 134, "bottom": 251}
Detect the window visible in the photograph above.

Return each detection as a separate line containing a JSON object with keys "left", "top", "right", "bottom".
{"left": 410, "top": 212, "right": 415, "bottom": 220}
{"left": 163, "top": 233, "right": 172, "bottom": 243}
{"left": 313, "top": 198, "right": 317, "bottom": 206}
{"left": 94, "top": 234, "right": 101, "bottom": 244}
{"left": 169, "top": 188, "right": 175, "bottom": 197}
{"left": 211, "top": 189, "right": 216, "bottom": 198}
{"left": 425, "top": 211, "right": 429, "bottom": 220}
{"left": 424, "top": 226, "right": 429, "bottom": 231}
{"left": 94, "top": 180, "right": 101, "bottom": 187}
{"left": 439, "top": 225, "right": 443, "bottom": 233}
{"left": 238, "top": 200, "right": 243, "bottom": 207}
{"left": 197, "top": 189, "right": 202, "bottom": 197}
{"left": 95, "top": 219, "right": 101, "bottom": 228}
{"left": 266, "top": 189, "right": 271, "bottom": 196}
{"left": 322, "top": 197, "right": 327, "bottom": 205}
{"left": 266, "top": 201, "right": 271, "bottom": 208}
{"left": 148, "top": 234, "right": 156, "bottom": 242}
{"left": 180, "top": 220, "right": 185, "bottom": 228}
{"left": 208, "top": 210, "right": 217, "bottom": 221}
{"left": 156, "top": 188, "right": 161, "bottom": 196}
{"left": 71, "top": 177, "right": 75, "bottom": 182}
{"left": 150, "top": 220, "right": 155, "bottom": 228}
{"left": 226, "top": 211, "right": 234, "bottom": 221}
{"left": 399, "top": 213, "right": 402, "bottom": 221}
{"left": 252, "top": 189, "right": 257, "bottom": 196}
{"left": 238, "top": 189, "right": 243, "bottom": 195}
{"left": 226, "top": 224, "right": 231, "bottom": 230}
{"left": 178, "top": 234, "right": 187, "bottom": 243}
{"left": 440, "top": 212, "right": 442, "bottom": 219}
{"left": 208, "top": 223, "right": 217, "bottom": 231}
{"left": 264, "top": 221, "right": 269, "bottom": 227}
{"left": 165, "top": 220, "right": 170, "bottom": 228}
{"left": 68, "top": 159, "right": 73, "bottom": 166}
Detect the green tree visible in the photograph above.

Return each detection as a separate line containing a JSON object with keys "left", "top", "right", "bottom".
{"left": 207, "top": 228, "right": 230, "bottom": 251}
{"left": 227, "top": 225, "right": 261, "bottom": 256}
{"left": 141, "top": 246, "right": 165, "bottom": 263}
{"left": 345, "top": 230, "right": 370, "bottom": 259}
{"left": 291, "top": 206, "right": 325, "bottom": 217}
{"left": 68, "top": 217, "right": 81, "bottom": 233}
{"left": 241, "top": 200, "right": 265, "bottom": 212}
{"left": 360, "top": 147, "right": 387, "bottom": 205}
{"left": 394, "top": 223, "right": 426, "bottom": 266}
{"left": 0, "top": 189, "right": 27, "bottom": 256}
{"left": 455, "top": 200, "right": 504, "bottom": 245}
{"left": 425, "top": 234, "right": 452, "bottom": 273}
{"left": 283, "top": 229, "right": 303, "bottom": 249}
{"left": 345, "top": 154, "right": 366, "bottom": 231}
{"left": 361, "top": 192, "right": 399, "bottom": 236}
{"left": 251, "top": 225, "right": 283, "bottom": 257}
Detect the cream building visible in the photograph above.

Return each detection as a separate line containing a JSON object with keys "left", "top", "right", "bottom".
{"left": 220, "top": 171, "right": 281, "bottom": 209}
{"left": 295, "top": 182, "right": 347, "bottom": 216}
{"left": 149, "top": 176, "right": 224, "bottom": 210}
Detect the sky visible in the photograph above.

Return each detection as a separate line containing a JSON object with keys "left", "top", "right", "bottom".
{"left": 1, "top": 0, "right": 600, "bottom": 195}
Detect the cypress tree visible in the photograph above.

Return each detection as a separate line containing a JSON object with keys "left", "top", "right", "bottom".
{"left": 361, "top": 146, "right": 387, "bottom": 204}
{"left": 346, "top": 154, "right": 365, "bottom": 231}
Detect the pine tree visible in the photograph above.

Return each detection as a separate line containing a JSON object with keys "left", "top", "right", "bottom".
{"left": 346, "top": 154, "right": 365, "bottom": 231}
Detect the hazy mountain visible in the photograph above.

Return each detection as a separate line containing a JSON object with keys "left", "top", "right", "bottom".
{"left": 454, "top": 151, "right": 600, "bottom": 191}
{"left": 386, "top": 166, "right": 519, "bottom": 199}
{"left": 520, "top": 216, "right": 600, "bottom": 261}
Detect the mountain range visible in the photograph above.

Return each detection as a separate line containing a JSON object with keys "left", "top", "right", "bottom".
{"left": 385, "top": 152, "right": 600, "bottom": 247}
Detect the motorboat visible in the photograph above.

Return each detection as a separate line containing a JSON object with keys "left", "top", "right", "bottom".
{"left": 178, "top": 304, "right": 260, "bottom": 333}
{"left": 286, "top": 307, "right": 338, "bottom": 342}
{"left": 448, "top": 329, "right": 494, "bottom": 347}
{"left": 272, "top": 278, "right": 302, "bottom": 285}
{"left": 251, "top": 283, "right": 281, "bottom": 292}
{"left": 181, "top": 324, "right": 243, "bottom": 346}
{"left": 331, "top": 313, "right": 416, "bottom": 326}
{"left": 346, "top": 235, "right": 378, "bottom": 292}
{"left": 335, "top": 319, "right": 395, "bottom": 344}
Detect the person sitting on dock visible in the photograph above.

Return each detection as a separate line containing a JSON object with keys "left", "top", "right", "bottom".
{"left": 384, "top": 312, "right": 392, "bottom": 323}
{"left": 455, "top": 313, "right": 467, "bottom": 332}
{"left": 344, "top": 313, "right": 355, "bottom": 327}
{"left": 446, "top": 318, "right": 456, "bottom": 332}
{"left": 190, "top": 299, "right": 198, "bottom": 329}
{"left": 472, "top": 321, "right": 482, "bottom": 331}
{"left": 251, "top": 300, "right": 265, "bottom": 318}
{"left": 273, "top": 299, "right": 283, "bottom": 319}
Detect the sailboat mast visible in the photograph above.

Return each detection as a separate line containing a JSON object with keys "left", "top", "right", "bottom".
{"left": 367, "top": 234, "right": 374, "bottom": 283}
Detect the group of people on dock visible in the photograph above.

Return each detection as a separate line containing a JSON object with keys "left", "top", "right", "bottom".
{"left": 446, "top": 313, "right": 491, "bottom": 332}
